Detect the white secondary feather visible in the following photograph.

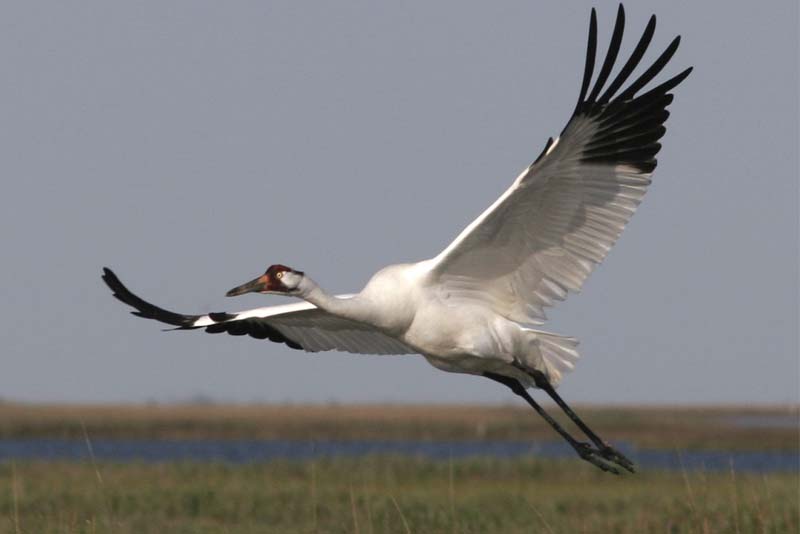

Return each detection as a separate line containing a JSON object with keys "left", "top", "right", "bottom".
{"left": 429, "top": 114, "right": 651, "bottom": 325}
{"left": 193, "top": 297, "right": 415, "bottom": 355}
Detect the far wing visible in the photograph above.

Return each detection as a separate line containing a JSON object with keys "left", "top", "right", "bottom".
{"left": 429, "top": 6, "right": 691, "bottom": 324}
{"left": 102, "top": 268, "right": 415, "bottom": 355}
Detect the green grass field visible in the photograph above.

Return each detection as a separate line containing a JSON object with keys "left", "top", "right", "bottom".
{"left": 0, "top": 403, "right": 797, "bottom": 533}
{"left": 2, "top": 457, "right": 797, "bottom": 533}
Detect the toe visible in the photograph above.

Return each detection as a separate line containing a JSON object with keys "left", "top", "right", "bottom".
{"left": 600, "top": 447, "right": 636, "bottom": 473}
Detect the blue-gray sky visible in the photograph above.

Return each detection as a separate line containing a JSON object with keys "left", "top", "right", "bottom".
{"left": 1, "top": 1, "right": 797, "bottom": 405}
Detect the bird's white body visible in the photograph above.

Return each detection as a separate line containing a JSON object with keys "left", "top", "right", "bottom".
{"left": 297, "top": 261, "right": 577, "bottom": 387}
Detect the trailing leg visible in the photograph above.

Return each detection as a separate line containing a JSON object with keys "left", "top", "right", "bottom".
{"left": 483, "top": 372, "right": 625, "bottom": 475}
{"left": 528, "top": 369, "right": 635, "bottom": 473}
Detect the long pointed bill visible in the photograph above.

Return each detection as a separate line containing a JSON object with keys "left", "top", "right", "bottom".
{"left": 226, "top": 274, "right": 270, "bottom": 297}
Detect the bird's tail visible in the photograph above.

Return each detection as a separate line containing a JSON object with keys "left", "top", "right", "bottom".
{"left": 517, "top": 328, "right": 580, "bottom": 387}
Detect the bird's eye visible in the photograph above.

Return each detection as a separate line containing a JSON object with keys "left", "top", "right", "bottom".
{"left": 276, "top": 272, "right": 283, "bottom": 279}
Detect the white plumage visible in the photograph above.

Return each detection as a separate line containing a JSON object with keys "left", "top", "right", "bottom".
{"left": 103, "top": 5, "right": 690, "bottom": 474}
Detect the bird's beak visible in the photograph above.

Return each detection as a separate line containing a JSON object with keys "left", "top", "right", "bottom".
{"left": 226, "top": 274, "right": 271, "bottom": 297}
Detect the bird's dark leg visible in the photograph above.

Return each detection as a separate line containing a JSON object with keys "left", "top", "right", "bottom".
{"left": 483, "top": 372, "right": 625, "bottom": 475}
{"left": 528, "top": 369, "right": 635, "bottom": 473}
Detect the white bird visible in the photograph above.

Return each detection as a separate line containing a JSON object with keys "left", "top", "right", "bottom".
{"left": 104, "top": 5, "right": 691, "bottom": 474}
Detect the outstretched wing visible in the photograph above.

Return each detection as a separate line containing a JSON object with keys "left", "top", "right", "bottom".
{"left": 429, "top": 6, "right": 691, "bottom": 324}
{"left": 102, "top": 268, "right": 415, "bottom": 355}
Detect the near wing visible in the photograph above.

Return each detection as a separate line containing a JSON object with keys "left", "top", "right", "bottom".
{"left": 429, "top": 6, "right": 692, "bottom": 325}
{"left": 102, "top": 268, "right": 415, "bottom": 355}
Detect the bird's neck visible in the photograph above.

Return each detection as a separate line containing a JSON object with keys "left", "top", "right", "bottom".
{"left": 296, "top": 276, "right": 374, "bottom": 323}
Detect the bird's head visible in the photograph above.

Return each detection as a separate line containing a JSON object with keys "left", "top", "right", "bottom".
{"left": 226, "top": 264, "right": 305, "bottom": 297}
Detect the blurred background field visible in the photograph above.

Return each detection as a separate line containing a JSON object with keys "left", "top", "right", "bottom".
{"left": 0, "top": 402, "right": 795, "bottom": 450}
{"left": 0, "top": 402, "right": 797, "bottom": 533}
{"left": 2, "top": 456, "right": 798, "bottom": 534}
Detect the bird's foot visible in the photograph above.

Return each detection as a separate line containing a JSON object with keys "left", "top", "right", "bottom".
{"left": 596, "top": 443, "right": 636, "bottom": 473}
{"left": 572, "top": 442, "right": 635, "bottom": 475}
{"left": 573, "top": 442, "right": 620, "bottom": 475}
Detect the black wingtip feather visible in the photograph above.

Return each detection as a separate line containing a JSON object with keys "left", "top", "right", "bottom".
{"left": 533, "top": 137, "right": 554, "bottom": 165}
{"left": 585, "top": 4, "right": 625, "bottom": 105}
{"left": 102, "top": 266, "right": 306, "bottom": 350}
{"left": 596, "top": 13, "right": 657, "bottom": 105}
{"left": 574, "top": 8, "right": 598, "bottom": 115}
{"left": 635, "top": 66, "right": 693, "bottom": 101}
{"left": 209, "top": 312, "right": 236, "bottom": 322}
{"left": 616, "top": 35, "right": 681, "bottom": 101}
{"left": 102, "top": 267, "right": 198, "bottom": 327}
{"left": 564, "top": 7, "right": 690, "bottom": 174}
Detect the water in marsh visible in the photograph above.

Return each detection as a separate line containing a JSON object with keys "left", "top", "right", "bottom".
{"left": 0, "top": 438, "right": 797, "bottom": 473}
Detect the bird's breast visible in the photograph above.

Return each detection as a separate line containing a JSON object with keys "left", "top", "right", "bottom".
{"left": 402, "top": 301, "right": 498, "bottom": 359}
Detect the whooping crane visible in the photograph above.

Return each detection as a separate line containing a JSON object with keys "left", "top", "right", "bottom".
{"left": 103, "top": 5, "right": 691, "bottom": 474}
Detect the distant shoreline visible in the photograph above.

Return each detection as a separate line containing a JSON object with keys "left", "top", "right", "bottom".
{"left": 1, "top": 402, "right": 796, "bottom": 451}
